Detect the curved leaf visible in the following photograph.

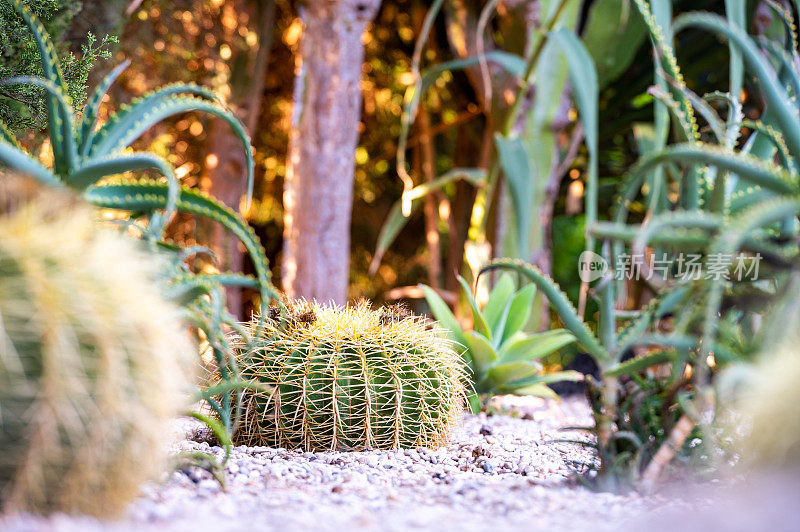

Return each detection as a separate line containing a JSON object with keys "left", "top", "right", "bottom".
{"left": 499, "top": 329, "right": 575, "bottom": 364}
{"left": 83, "top": 181, "right": 277, "bottom": 308}
{"left": 90, "top": 95, "right": 254, "bottom": 207}
{"left": 456, "top": 275, "right": 490, "bottom": 339}
{"left": 419, "top": 284, "right": 467, "bottom": 348}
{"left": 479, "top": 259, "right": 610, "bottom": 363}
{"left": 0, "top": 141, "right": 61, "bottom": 186}
{"left": 500, "top": 283, "right": 537, "bottom": 344}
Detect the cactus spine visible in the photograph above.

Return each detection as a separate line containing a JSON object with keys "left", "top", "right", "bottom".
{"left": 0, "top": 180, "right": 195, "bottom": 516}
{"left": 232, "top": 300, "right": 466, "bottom": 451}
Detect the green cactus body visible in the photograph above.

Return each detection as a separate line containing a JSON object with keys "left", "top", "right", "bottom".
{"left": 233, "top": 301, "right": 466, "bottom": 451}
{"left": 0, "top": 179, "right": 195, "bottom": 516}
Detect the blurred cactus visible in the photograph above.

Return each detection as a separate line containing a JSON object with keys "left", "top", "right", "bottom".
{"left": 738, "top": 343, "right": 800, "bottom": 470}
{"left": 232, "top": 299, "right": 466, "bottom": 451}
{"left": 0, "top": 178, "right": 195, "bottom": 516}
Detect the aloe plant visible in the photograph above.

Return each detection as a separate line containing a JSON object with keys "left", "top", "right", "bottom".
{"left": 479, "top": 0, "right": 800, "bottom": 491}
{"left": 0, "top": 0, "right": 280, "bottom": 440}
{"left": 421, "top": 273, "right": 578, "bottom": 413}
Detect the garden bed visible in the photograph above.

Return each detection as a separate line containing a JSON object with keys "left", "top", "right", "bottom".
{"left": 1, "top": 396, "right": 680, "bottom": 531}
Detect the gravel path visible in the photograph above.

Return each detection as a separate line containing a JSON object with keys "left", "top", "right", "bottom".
{"left": 1, "top": 396, "right": 680, "bottom": 531}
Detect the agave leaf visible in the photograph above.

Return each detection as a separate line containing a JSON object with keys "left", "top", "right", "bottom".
{"left": 499, "top": 370, "right": 583, "bottom": 396}
{"left": 498, "top": 329, "right": 575, "bottom": 364}
{"left": 419, "top": 284, "right": 467, "bottom": 348}
{"left": 370, "top": 168, "right": 485, "bottom": 274}
{"left": 509, "top": 382, "right": 560, "bottom": 400}
{"left": 0, "top": 141, "right": 61, "bottom": 186}
{"left": 486, "top": 360, "right": 541, "bottom": 387}
{"left": 550, "top": 29, "right": 599, "bottom": 252}
{"left": 456, "top": 275, "right": 490, "bottom": 339}
{"left": 483, "top": 273, "right": 515, "bottom": 336}
{"left": 479, "top": 260, "right": 611, "bottom": 363}
{"left": 495, "top": 134, "right": 534, "bottom": 258}
{"left": 89, "top": 96, "right": 254, "bottom": 207}
{"left": 499, "top": 283, "right": 537, "bottom": 344}
{"left": 464, "top": 330, "right": 498, "bottom": 375}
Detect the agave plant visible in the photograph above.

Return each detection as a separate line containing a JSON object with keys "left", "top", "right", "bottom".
{"left": 421, "top": 273, "right": 578, "bottom": 412}
{"left": 0, "top": 0, "right": 280, "bottom": 439}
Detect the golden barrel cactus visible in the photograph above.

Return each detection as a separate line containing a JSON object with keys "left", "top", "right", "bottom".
{"left": 233, "top": 300, "right": 466, "bottom": 451}
{"left": 0, "top": 180, "right": 195, "bottom": 516}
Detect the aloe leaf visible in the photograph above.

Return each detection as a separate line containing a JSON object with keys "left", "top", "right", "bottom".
{"left": 0, "top": 120, "right": 21, "bottom": 150}
{"left": 757, "top": 37, "right": 800, "bottom": 107}
{"left": 464, "top": 330, "right": 498, "bottom": 376}
{"left": 1, "top": 76, "right": 76, "bottom": 175}
{"left": 498, "top": 329, "right": 575, "bottom": 364}
{"left": 701, "top": 196, "right": 800, "bottom": 358}
{"left": 69, "top": 152, "right": 180, "bottom": 236}
{"left": 419, "top": 284, "right": 467, "bottom": 348}
{"left": 7, "top": 0, "right": 70, "bottom": 175}
{"left": 456, "top": 275, "right": 490, "bottom": 339}
{"left": 724, "top": 0, "right": 746, "bottom": 97}
{"left": 500, "top": 283, "right": 537, "bottom": 344}
{"left": 589, "top": 221, "right": 711, "bottom": 249}
{"left": 85, "top": 82, "right": 220, "bottom": 155}
{"left": 90, "top": 95, "right": 254, "bottom": 206}
{"left": 614, "top": 144, "right": 797, "bottom": 228}
{"left": 84, "top": 181, "right": 277, "bottom": 309}
{"left": 165, "top": 273, "right": 259, "bottom": 304}
{"left": 0, "top": 141, "right": 61, "bottom": 186}
{"left": 370, "top": 168, "right": 485, "bottom": 274}
{"left": 740, "top": 119, "right": 796, "bottom": 174}
{"left": 672, "top": 13, "right": 800, "bottom": 160}
{"left": 632, "top": 211, "right": 721, "bottom": 255}
{"left": 483, "top": 273, "right": 515, "bottom": 334}
{"left": 604, "top": 350, "right": 675, "bottom": 377}
{"left": 78, "top": 59, "right": 130, "bottom": 155}
{"left": 479, "top": 259, "right": 610, "bottom": 363}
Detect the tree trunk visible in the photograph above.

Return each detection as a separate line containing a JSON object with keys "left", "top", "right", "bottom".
{"left": 281, "top": 0, "right": 381, "bottom": 304}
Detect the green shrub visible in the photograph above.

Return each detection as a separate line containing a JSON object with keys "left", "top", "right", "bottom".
{"left": 0, "top": 0, "right": 116, "bottom": 132}
{"left": 0, "top": 178, "right": 194, "bottom": 516}
{"left": 231, "top": 299, "right": 466, "bottom": 451}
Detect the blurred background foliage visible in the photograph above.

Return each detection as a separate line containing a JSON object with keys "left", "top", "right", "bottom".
{"left": 0, "top": 0, "right": 761, "bottom": 310}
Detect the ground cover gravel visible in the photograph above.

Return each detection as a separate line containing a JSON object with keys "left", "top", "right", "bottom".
{"left": 1, "top": 396, "right": 697, "bottom": 531}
